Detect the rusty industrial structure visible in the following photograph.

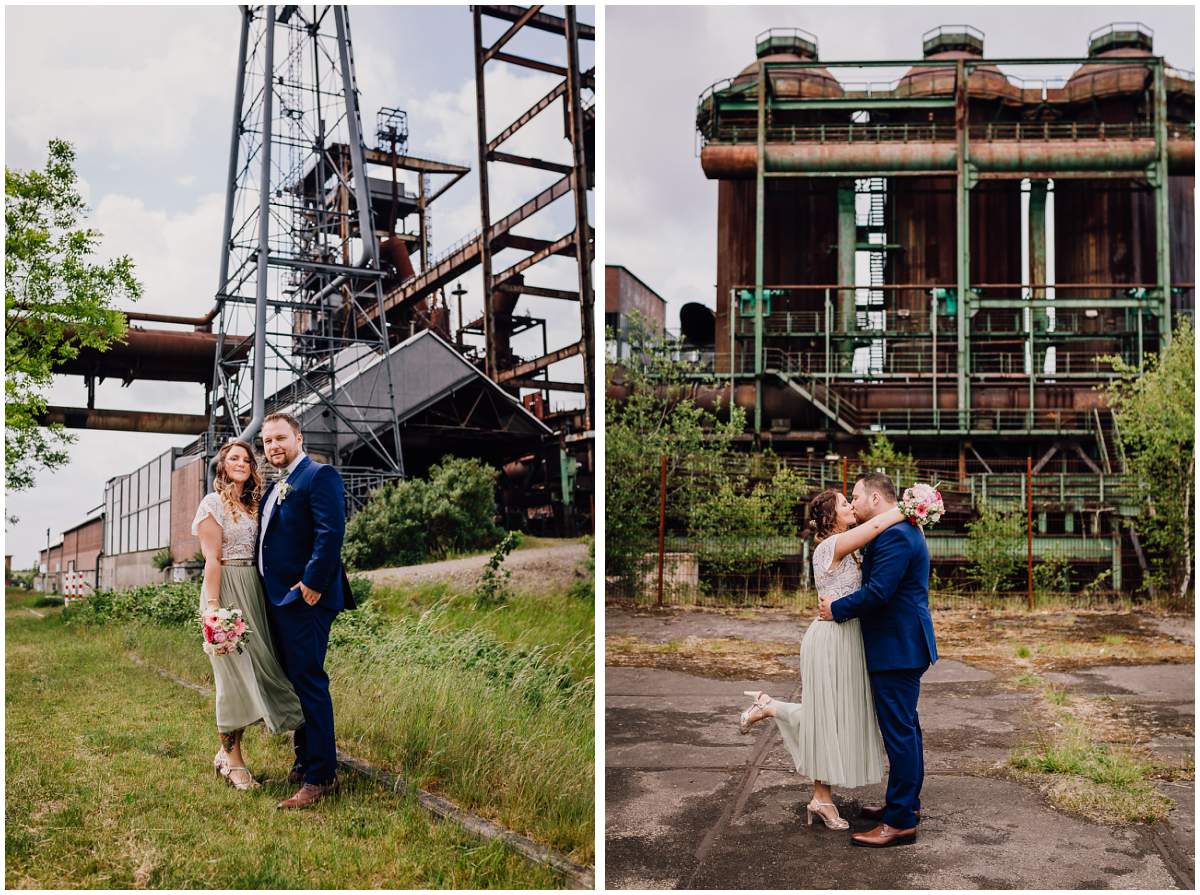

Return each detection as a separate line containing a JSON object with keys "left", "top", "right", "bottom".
{"left": 672, "top": 23, "right": 1195, "bottom": 590}
{"left": 39, "top": 5, "right": 594, "bottom": 593}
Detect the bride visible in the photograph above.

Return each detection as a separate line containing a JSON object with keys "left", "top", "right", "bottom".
{"left": 193, "top": 439, "right": 305, "bottom": 790}
{"left": 737, "top": 487, "right": 905, "bottom": 830}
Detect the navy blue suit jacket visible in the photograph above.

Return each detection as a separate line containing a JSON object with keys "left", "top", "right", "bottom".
{"left": 258, "top": 456, "right": 355, "bottom": 613}
{"left": 830, "top": 520, "right": 937, "bottom": 672}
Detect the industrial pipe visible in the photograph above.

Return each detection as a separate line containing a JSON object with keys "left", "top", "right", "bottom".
{"left": 700, "top": 138, "right": 1195, "bottom": 178}
{"left": 122, "top": 307, "right": 219, "bottom": 329}
{"left": 41, "top": 406, "right": 209, "bottom": 435}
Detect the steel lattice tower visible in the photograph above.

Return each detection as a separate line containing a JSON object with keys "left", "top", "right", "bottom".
{"left": 209, "top": 5, "right": 405, "bottom": 480}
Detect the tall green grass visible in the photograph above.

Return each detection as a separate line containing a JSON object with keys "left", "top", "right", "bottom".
{"left": 64, "top": 578, "right": 594, "bottom": 863}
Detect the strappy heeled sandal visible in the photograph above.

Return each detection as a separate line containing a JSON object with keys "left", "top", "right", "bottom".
{"left": 807, "top": 798, "right": 850, "bottom": 830}
{"left": 738, "top": 690, "right": 774, "bottom": 735}
{"left": 214, "top": 749, "right": 230, "bottom": 777}
{"left": 224, "top": 766, "right": 258, "bottom": 791}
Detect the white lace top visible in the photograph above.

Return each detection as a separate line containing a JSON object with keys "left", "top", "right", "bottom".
{"left": 812, "top": 533, "right": 863, "bottom": 600}
{"left": 191, "top": 492, "right": 258, "bottom": 561}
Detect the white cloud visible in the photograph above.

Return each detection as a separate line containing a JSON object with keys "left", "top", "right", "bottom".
{"left": 5, "top": 6, "right": 233, "bottom": 161}
{"left": 92, "top": 191, "right": 226, "bottom": 316}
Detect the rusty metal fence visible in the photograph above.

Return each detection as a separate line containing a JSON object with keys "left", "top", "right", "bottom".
{"left": 605, "top": 454, "right": 1183, "bottom": 611}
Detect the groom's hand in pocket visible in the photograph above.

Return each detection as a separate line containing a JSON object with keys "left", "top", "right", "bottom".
{"left": 294, "top": 581, "right": 322, "bottom": 605}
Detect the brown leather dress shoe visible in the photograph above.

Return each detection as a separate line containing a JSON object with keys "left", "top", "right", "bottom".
{"left": 276, "top": 778, "right": 339, "bottom": 810}
{"left": 860, "top": 805, "right": 922, "bottom": 822}
{"left": 851, "top": 823, "right": 917, "bottom": 848}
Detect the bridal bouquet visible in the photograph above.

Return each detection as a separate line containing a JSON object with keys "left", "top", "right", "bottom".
{"left": 899, "top": 482, "right": 944, "bottom": 528}
{"left": 201, "top": 607, "right": 251, "bottom": 656}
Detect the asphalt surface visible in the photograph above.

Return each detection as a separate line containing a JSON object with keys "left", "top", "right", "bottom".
{"left": 605, "top": 608, "right": 1195, "bottom": 890}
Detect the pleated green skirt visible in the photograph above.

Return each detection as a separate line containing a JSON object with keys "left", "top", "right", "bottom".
{"left": 771, "top": 616, "right": 885, "bottom": 788}
{"left": 201, "top": 565, "right": 305, "bottom": 735}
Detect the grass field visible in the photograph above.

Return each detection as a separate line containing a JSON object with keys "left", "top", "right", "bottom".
{"left": 5, "top": 577, "right": 593, "bottom": 889}
{"left": 370, "top": 581, "right": 594, "bottom": 681}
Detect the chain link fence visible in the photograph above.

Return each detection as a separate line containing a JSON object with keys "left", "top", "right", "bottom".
{"left": 606, "top": 454, "right": 1187, "bottom": 612}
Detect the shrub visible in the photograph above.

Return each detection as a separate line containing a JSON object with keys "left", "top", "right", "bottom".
{"left": 1033, "top": 555, "right": 1072, "bottom": 595}
{"left": 72, "top": 581, "right": 200, "bottom": 627}
{"left": 689, "top": 465, "right": 805, "bottom": 576}
{"left": 473, "top": 531, "right": 522, "bottom": 609}
{"left": 151, "top": 548, "right": 173, "bottom": 571}
{"left": 343, "top": 456, "right": 504, "bottom": 571}
{"left": 965, "top": 500, "right": 1025, "bottom": 593}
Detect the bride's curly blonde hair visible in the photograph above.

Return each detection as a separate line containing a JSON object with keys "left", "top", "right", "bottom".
{"left": 213, "top": 439, "right": 263, "bottom": 521}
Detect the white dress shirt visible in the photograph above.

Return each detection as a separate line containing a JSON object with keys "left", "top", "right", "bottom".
{"left": 258, "top": 451, "right": 306, "bottom": 575}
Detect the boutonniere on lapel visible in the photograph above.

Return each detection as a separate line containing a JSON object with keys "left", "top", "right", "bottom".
{"left": 277, "top": 482, "right": 295, "bottom": 503}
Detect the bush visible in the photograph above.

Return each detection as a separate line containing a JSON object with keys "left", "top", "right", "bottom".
{"left": 343, "top": 456, "right": 504, "bottom": 571}
{"left": 689, "top": 465, "right": 805, "bottom": 576}
{"left": 151, "top": 548, "right": 173, "bottom": 571}
{"left": 1033, "top": 555, "right": 1072, "bottom": 595}
{"left": 473, "top": 531, "right": 522, "bottom": 609}
{"left": 965, "top": 500, "right": 1025, "bottom": 593}
{"left": 72, "top": 581, "right": 201, "bottom": 627}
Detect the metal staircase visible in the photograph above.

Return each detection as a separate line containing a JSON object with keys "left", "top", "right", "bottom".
{"left": 770, "top": 369, "right": 861, "bottom": 434}
{"left": 859, "top": 178, "right": 887, "bottom": 373}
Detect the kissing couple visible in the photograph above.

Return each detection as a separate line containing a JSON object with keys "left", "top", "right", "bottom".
{"left": 191, "top": 411, "right": 356, "bottom": 808}
{"left": 739, "top": 471, "right": 939, "bottom": 847}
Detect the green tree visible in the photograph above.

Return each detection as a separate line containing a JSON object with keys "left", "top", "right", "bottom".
{"left": 6, "top": 139, "right": 141, "bottom": 490}
{"left": 857, "top": 432, "right": 919, "bottom": 488}
{"left": 1103, "top": 318, "right": 1195, "bottom": 599}
{"left": 965, "top": 499, "right": 1025, "bottom": 593}
{"left": 605, "top": 313, "right": 745, "bottom": 582}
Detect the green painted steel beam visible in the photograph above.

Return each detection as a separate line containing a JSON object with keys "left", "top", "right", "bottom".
{"left": 926, "top": 534, "right": 1116, "bottom": 560}
{"left": 955, "top": 59, "right": 970, "bottom": 432}
{"left": 970, "top": 299, "right": 1161, "bottom": 309}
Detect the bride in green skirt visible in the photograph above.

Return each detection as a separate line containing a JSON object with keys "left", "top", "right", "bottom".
{"left": 193, "top": 439, "right": 305, "bottom": 790}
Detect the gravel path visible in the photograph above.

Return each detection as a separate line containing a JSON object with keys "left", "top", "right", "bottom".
{"left": 360, "top": 543, "right": 589, "bottom": 595}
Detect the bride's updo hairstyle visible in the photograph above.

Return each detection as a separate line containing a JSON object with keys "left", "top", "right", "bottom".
{"left": 805, "top": 488, "right": 842, "bottom": 543}
{"left": 213, "top": 438, "right": 263, "bottom": 521}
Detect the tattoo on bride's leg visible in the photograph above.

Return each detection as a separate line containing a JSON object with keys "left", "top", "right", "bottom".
{"left": 220, "top": 729, "right": 241, "bottom": 754}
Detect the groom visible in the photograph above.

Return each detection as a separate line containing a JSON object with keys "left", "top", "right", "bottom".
{"left": 818, "top": 471, "right": 938, "bottom": 847}
{"left": 257, "top": 411, "right": 356, "bottom": 810}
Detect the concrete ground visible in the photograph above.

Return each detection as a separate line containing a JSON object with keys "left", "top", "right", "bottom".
{"left": 605, "top": 607, "right": 1194, "bottom": 890}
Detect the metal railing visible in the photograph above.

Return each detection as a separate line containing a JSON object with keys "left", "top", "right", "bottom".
{"left": 608, "top": 455, "right": 1154, "bottom": 608}
{"left": 706, "top": 119, "right": 1188, "bottom": 145}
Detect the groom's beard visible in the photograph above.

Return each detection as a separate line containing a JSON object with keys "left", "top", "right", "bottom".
{"left": 855, "top": 504, "right": 882, "bottom": 523}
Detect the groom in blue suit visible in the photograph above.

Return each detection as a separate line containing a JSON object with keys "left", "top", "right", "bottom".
{"left": 257, "top": 412, "right": 356, "bottom": 809}
{"left": 819, "top": 471, "right": 937, "bottom": 847}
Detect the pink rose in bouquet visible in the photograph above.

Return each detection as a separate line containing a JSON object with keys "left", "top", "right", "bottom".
{"left": 201, "top": 607, "right": 252, "bottom": 656}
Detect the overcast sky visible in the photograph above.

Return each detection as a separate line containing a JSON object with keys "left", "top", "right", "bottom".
{"left": 607, "top": 4, "right": 1196, "bottom": 332}
{"left": 5, "top": 4, "right": 593, "bottom": 567}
